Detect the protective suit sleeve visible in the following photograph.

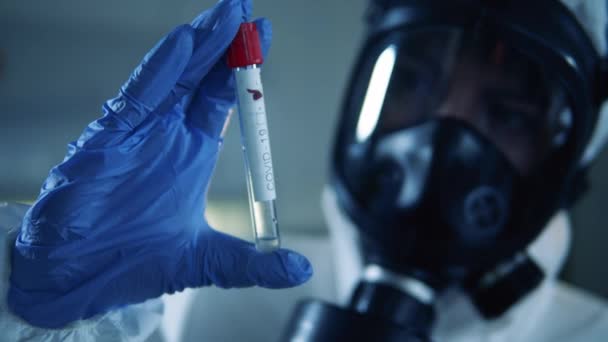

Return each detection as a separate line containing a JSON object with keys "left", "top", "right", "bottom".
{"left": 0, "top": 202, "right": 164, "bottom": 342}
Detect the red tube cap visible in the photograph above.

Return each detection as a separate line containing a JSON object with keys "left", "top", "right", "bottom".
{"left": 227, "top": 22, "right": 264, "bottom": 68}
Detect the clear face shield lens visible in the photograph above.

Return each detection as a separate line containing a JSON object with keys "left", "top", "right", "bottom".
{"left": 352, "top": 28, "right": 572, "bottom": 175}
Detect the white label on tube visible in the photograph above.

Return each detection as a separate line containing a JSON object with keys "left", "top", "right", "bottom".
{"left": 235, "top": 68, "right": 277, "bottom": 202}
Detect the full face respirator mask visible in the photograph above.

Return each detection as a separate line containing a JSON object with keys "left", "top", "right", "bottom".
{"left": 334, "top": 0, "right": 602, "bottom": 312}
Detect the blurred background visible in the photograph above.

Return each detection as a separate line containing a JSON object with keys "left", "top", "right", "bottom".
{"left": 0, "top": 0, "right": 605, "bottom": 303}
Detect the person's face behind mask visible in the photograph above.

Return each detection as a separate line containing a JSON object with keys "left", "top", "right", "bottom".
{"left": 334, "top": 28, "right": 575, "bottom": 287}
{"left": 377, "top": 30, "right": 570, "bottom": 175}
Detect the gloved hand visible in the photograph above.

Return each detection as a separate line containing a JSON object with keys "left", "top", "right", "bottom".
{"left": 8, "top": 0, "right": 312, "bottom": 329}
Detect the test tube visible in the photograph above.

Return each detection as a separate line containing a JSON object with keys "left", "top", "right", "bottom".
{"left": 227, "top": 23, "right": 280, "bottom": 252}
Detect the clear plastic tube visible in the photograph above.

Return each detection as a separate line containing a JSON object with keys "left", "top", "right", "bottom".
{"left": 234, "top": 65, "right": 280, "bottom": 252}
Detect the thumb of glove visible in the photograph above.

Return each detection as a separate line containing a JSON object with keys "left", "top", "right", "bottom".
{"left": 195, "top": 228, "right": 313, "bottom": 289}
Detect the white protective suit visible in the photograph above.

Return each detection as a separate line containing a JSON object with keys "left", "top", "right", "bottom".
{"left": 1, "top": 0, "right": 608, "bottom": 341}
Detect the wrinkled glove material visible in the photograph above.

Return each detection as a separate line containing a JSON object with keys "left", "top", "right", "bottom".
{"left": 0, "top": 202, "right": 163, "bottom": 342}
{"left": 7, "top": 0, "right": 312, "bottom": 329}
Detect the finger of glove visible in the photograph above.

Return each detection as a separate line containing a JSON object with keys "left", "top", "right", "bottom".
{"left": 149, "top": 0, "right": 251, "bottom": 118}
{"left": 152, "top": 0, "right": 251, "bottom": 120}
{"left": 185, "top": 17, "right": 272, "bottom": 138}
{"left": 78, "top": 0, "right": 247, "bottom": 148}
{"left": 71, "top": 25, "right": 193, "bottom": 152}
{"left": 199, "top": 228, "right": 312, "bottom": 289}
{"left": 110, "top": 24, "right": 194, "bottom": 130}
{"left": 191, "top": 0, "right": 251, "bottom": 29}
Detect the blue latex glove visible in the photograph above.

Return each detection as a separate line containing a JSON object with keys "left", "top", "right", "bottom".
{"left": 8, "top": 0, "right": 312, "bottom": 329}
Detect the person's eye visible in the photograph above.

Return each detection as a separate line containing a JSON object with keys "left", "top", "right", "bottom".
{"left": 394, "top": 59, "right": 440, "bottom": 93}
{"left": 391, "top": 68, "right": 423, "bottom": 92}
{"left": 487, "top": 102, "right": 542, "bottom": 134}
